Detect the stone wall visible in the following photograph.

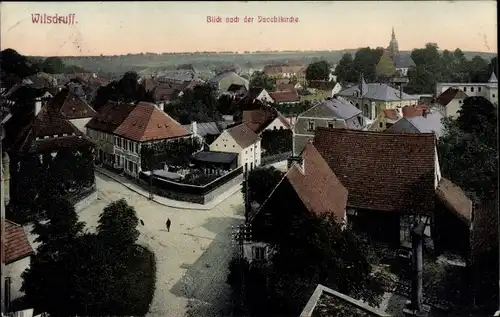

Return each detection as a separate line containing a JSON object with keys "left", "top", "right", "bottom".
{"left": 203, "top": 173, "right": 243, "bottom": 204}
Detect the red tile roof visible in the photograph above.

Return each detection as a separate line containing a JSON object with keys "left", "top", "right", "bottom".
{"left": 226, "top": 123, "right": 260, "bottom": 148}
{"left": 436, "top": 178, "right": 472, "bottom": 226}
{"left": 434, "top": 88, "right": 468, "bottom": 106}
{"left": 314, "top": 128, "right": 436, "bottom": 214}
{"left": 113, "top": 102, "right": 190, "bottom": 142}
{"left": 286, "top": 143, "right": 348, "bottom": 222}
{"left": 402, "top": 105, "right": 429, "bottom": 118}
{"left": 5, "top": 220, "right": 34, "bottom": 264}
{"left": 270, "top": 91, "right": 299, "bottom": 103}
{"left": 51, "top": 89, "right": 97, "bottom": 120}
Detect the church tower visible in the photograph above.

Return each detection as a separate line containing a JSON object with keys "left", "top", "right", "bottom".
{"left": 388, "top": 27, "right": 399, "bottom": 56}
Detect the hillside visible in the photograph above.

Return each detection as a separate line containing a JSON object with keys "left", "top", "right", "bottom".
{"left": 29, "top": 50, "right": 497, "bottom": 75}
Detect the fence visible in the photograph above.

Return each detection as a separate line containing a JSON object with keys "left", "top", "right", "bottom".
{"left": 138, "top": 166, "right": 243, "bottom": 196}
{"left": 261, "top": 151, "right": 292, "bottom": 165}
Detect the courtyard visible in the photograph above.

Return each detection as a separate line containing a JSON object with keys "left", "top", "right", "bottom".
{"left": 77, "top": 173, "right": 245, "bottom": 317}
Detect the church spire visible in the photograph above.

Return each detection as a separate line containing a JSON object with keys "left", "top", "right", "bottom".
{"left": 392, "top": 27, "right": 396, "bottom": 40}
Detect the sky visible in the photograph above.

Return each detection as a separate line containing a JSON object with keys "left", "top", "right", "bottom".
{"left": 1, "top": 1, "right": 497, "bottom": 56}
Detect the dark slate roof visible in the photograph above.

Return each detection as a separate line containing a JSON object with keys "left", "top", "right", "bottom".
{"left": 322, "top": 98, "right": 362, "bottom": 120}
{"left": 182, "top": 121, "right": 226, "bottom": 137}
{"left": 13, "top": 103, "right": 95, "bottom": 153}
{"left": 191, "top": 151, "right": 238, "bottom": 164}
{"left": 392, "top": 53, "right": 416, "bottom": 68}
{"left": 314, "top": 128, "right": 436, "bottom": 214}
{"left": 338, "top": 83, "right": 416, "bottom": 101}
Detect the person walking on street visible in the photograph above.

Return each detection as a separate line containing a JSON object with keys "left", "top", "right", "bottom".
{"left": 166, "top": 218, "right": 171, "bottom": 232}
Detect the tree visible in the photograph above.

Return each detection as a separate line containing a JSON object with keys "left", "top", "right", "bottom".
{"left": 334, "top": 53, "right": 355, "bottom": 83}
{"left": 375, "top": 51, "right": 396, "bottom": 82}
{"left": 305, "top": 60, "right": 330, "bottom": 81}
{"left": 41, "top": 57, "right": 65, "bottom": 73}
{"left": 92, "top": 71, "right": 152, "bottom": 111}
{"left": 438, "top": 97, "right": 497, "bottom": 202}
{"left": 241, "top": 166, "right": 284, "bottom": 205}
{"left": 0, "top": 48, "right": 39, "bottom": 78}
{"left": 487, "top": 56, "right": 498, "bottom": 77}
{"left": 140, "top": 137, "right": 203, "bottom": 171}
{"left": 228, "top": 212, "right": 384, "bottom": 316}
{"left": 21, "top": 197, "right": 86, "bottom": 315}
{"left": 353, "top": 47, "right": 384, "bottom": 82}
{"left": 97, "top": 199, "right": 140, "bottom": 254}
{"left": 249, "top": 71, "right": 275, "bottom": 91}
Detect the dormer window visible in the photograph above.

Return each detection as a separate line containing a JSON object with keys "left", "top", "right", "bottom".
{"left": 471, "top": 87, "right": 474, "bottom": 92}
{"left": 307, "top": 120, "right": 315, "bottom": 132}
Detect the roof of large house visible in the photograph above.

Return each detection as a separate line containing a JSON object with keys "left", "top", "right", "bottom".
{"left": 113, "top": 102, "right": 190, "bottom": 142}
{"left": 50, "top": 88, "right": 97, "bottom": 120}
{"left": 5, "top": 220, "right": 34, "bottom": 264}
{"left": 286, "top": 143, "right": 348, "bottom": 222}
{"left": 270, "top": 91, "right": 299, "bottom": 103}
{"left": 314, "top": 128, "right": 436, "bottom": 214}
{"left": 225, "top": 123, "right": 260, "bottom": 148}
{"left": 338, "top": 82, "right": 416, "bottom": 101}
{"left": 239, "top": 88, "right": 266, "bottom": 104}
{"left": 436, "top": 178, "right": 472, "bottom": 226}
{"left": 434, "top": 87, "right": 469, "bottom": 106}
{"left": 14, "top": 103, "right": 95, "bottom": 153}
{"left": 321, "top": 97, "right": 362, "bottom": 120}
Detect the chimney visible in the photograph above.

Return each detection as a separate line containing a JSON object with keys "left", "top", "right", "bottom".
{"left": 34, "top": 97, "right": 42, "bottom": 116}
{"left": 403, "top": 221, "right": 430, "bottom": 317}
{"left": 191, "top": 121, "right": 198, "bottom": 136}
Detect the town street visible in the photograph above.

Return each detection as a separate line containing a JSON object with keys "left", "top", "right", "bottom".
{"left": 77, "top": 174, "right": 245, "bottom": 317}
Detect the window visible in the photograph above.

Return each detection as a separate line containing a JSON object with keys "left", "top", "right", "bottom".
{"left": 328, "top": 122, "right": 334, "bottom": 128}
{"left": 252, "top": 246, "right": 266, "bottom": 261}
{"left": 471, "top": 87, "right": 474, "bottom": 92}
{"left": 135, "top": 143, "right": 138, "bottom": 153}
{"left": 379, "top": 122, "right": 383, "bottom": 128}
{"left": 250, "top": 162, "right": 254, "bottom": 170}
{"left": 478, "top": 87, "right": 482, "bottom": 92}
{"left": 464, "top": 87, "right": 467, "bottom": 92}
{"left": 307, "top": 120, "right": 315, "bottom": 131}
{"left": 459, "top": 100, "right": 462, "bottom": 104}
{"left": 493, "top": 94, "right": 496, "bottom": 98}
